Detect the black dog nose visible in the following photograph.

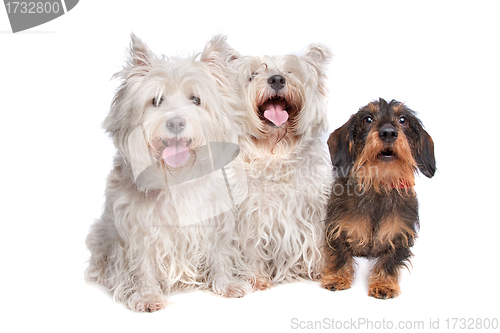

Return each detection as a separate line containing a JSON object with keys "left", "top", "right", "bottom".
{"left": 268, "top": 75, "right": 286, "bottom": 91}
{"left": 378, "top": 124, "right": 398, "bottom": 143}
{"left": 166, "top": 116, "right": 186, "bottom": 134}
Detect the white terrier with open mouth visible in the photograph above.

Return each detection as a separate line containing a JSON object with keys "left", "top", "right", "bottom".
{"left": 230, "top": 44, "right": 334, "bottom": 288}
{"left": 85, "top": 34, "right": 251, "bottom": 312}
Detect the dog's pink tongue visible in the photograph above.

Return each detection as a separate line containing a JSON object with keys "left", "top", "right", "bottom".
{"left": 162, "top": 140, "right": 190, "bottom": 168}
{"left": 262, "top": 100, "right": 288, "bottom": 127}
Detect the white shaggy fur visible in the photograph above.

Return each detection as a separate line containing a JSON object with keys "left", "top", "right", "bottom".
{"left": 230, "top": 45, "right": 334, "bottom": 287}
{"left": 85, "top": 34, "right": 251, "bottom": 312}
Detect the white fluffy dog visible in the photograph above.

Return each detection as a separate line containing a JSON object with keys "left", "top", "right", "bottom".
{"left": 230, "top": 45, "right": 334, "bottom": 288}
{"left": 85, "top": 34, "right": 251, "bottom": 312}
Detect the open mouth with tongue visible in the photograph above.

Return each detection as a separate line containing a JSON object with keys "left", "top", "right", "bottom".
{"left": 259, "top": 97, "right": 289, "bottom": 127}
{"left": 160, "top": 138, "right": 193, "bottom": 168}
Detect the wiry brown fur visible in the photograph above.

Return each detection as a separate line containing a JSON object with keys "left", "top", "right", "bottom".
{"left": 321, "top": 98, "right": 435, "bottom": 299}
{"left": 353, "top": 130, "right": 417, "bottom": 194}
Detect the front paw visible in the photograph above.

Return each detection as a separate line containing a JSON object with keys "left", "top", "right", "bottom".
{"left": 128, "top": 293, "right": 168, "bottom": 312}
{"left": 321, "top": 274, "right": 352, "bottom": 292}
{"left": 368, "top": 282, "right": 400, "bottom": 299}
{"left": 251, "top": 276, "right": 274, "bottom": 291}
{"left": 213, "top": 279, "right": 253, "bottom": 298}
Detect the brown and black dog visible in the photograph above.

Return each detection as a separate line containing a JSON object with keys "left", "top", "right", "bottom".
{"left": 321, "top": 98, "right": 435, "bottom": 299}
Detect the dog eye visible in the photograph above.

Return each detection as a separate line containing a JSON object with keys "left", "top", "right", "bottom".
{"left": 190, "top": 96, "right": 201, "bottom": 106}
{"left": 363, "top": 116, "right": 373, "bottom": 125}
{"left": 399, "top": 116, "right": 409, "bottom": 127}
{"left": 249, "top": 72, "right": 257, "bottom": 81}
{"left": 152, "top": 97, "right": 164, "bottom": 107}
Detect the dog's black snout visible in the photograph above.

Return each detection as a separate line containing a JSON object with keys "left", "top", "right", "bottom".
{"left": 166, "top": 116, "right": 186, "bottom": 134}
{"left": 268, "top": 75, "right": 286, "bottom": 91}
{"left": 378, "top": 124, "right": 398, "bottom": 143}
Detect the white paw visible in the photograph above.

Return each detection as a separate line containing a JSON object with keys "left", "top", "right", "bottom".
{"left": 128, "top": 293, "right": 168, "bottom": 312}
{"left": 213, "top": 279, "right": 253, "bottom": 298}
{"left": 252, "top": 276, "right": 274, "bottom": 291}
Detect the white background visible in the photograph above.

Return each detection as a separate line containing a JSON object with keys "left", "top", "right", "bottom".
{"left": 1, "top": 1, "right": 499, "bottom": 332}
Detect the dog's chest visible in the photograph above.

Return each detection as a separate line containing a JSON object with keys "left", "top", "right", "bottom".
{"left": 342, "top": 192, "right": 418, "bottom": 257}
{"left": 246, "top": 155, "right": 324, "bottom": 191}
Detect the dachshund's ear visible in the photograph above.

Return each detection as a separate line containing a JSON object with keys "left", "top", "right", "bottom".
{"left": 328, "top": 118, "right": 355, "bottom": 176}
{"left": 416, "top": 129, "right": 436, "bottom": 178}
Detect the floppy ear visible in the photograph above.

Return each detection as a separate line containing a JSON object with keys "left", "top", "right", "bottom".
{"left": 328, "top": 118, "right": 355, "bottom": 176}
{"left": 416, "top": 129, "right": 436, "bottom": 178}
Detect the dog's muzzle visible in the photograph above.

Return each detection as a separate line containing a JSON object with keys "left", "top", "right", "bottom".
{"left": 260, "top": 98, "right": 289, "bottom": 127}
{"left": 268, "top": 75, "right": 286, "bottom": 92}
{"left": 166, "top": 116, "right": 186, "bottom": 134}
{"left": 378, "top": 124, "right": 398, "bottom": 143}
{"left": 160, "top": 138, "right": 191, "bottom": 168}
